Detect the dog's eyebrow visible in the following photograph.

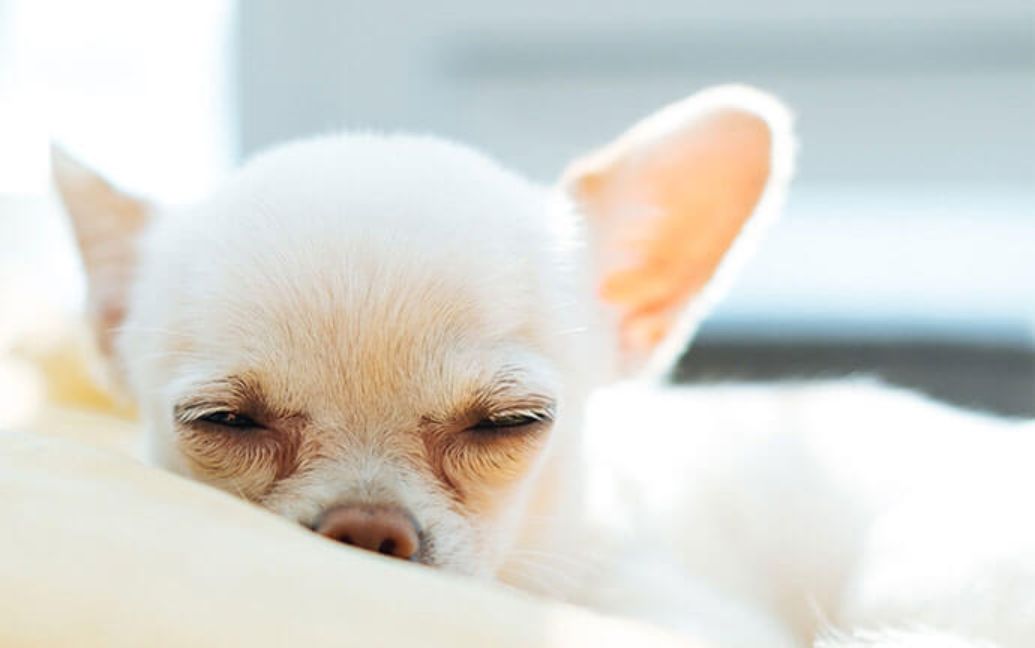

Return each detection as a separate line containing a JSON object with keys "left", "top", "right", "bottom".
{"left": 173, "top": 374, "right": 275, "bottom": 424}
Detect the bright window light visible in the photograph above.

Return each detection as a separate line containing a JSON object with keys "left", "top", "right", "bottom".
{"left": 0, "top": 0, "right": 235, "bottom": 202}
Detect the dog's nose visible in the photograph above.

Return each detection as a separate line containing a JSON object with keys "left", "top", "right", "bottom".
{"left": 314, "top": 505, "right": 420, "bottom": 560}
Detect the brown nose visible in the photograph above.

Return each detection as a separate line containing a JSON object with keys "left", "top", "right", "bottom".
{"left": 314, "top": 505, "right": 420, "bottom": 560}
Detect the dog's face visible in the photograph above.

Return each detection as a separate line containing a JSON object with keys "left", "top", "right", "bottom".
{"left": 55, "top": 86, "right": 792, "bottom": 578}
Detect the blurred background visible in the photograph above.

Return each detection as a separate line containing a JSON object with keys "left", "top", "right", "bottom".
{"left": 1, "top": 0, "right": 1033, "bottom": 419}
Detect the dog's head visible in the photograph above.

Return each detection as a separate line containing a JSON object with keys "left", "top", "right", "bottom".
{"left": 55, "top": 86, "right": 793, "bottom": 577}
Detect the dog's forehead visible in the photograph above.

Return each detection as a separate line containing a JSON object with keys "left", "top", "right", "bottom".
{"left": 143, "top": 135, "right": 578, "bottom": 419}
{"left": 188, "top": 134, "right": 561, "bottom": 287}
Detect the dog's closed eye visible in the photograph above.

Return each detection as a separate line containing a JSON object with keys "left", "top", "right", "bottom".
{"left": 196, "top": 410, "right": 261, "bottom": 430}
{"left": 170, "top": 376, "right": 307, "bottom": 492}
{"left": 468, "top": 409, "right": 554, "bottom": 436}
{"left": 174, "top": 402, "right": 265, "bottom": 431}
{"left": 172, "top": 374, "right": 287, "bottom": 430}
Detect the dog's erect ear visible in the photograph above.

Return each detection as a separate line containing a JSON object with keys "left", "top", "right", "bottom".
{"left": 561, "top": 85, "right": 794, "bottom": 377}
{"left": 52, "top": 146, "right": 151, "bottom": 359}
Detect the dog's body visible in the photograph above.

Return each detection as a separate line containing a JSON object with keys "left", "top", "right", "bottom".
{"left": 526, "top": 380, "right": 1035, "bottom": 647}
{"left": 55, "top": 86, "right": 1033, "bottom": 646}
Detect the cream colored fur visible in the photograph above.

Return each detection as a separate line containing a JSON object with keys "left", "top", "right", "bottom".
{"left": 55, "top": 85, "right": 1033, "bottom": 647}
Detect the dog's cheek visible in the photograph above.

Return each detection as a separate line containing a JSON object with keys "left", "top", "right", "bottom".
{"left": 438, "top": 435, "right": 546, "bottom": 518}
{"left": 176, "top": 427, "right": 296, "bottom": 500}
{"left": 428, "top": 441, "right": 545, "bottom": 575}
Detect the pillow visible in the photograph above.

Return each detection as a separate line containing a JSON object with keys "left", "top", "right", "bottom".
{"left": 0, "top": 429, "right": 694, "bottom": 647}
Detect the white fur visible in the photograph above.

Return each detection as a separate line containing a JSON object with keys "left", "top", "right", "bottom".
{"left": 121, "top": 135, "right": 601, "bottom": 574}
{"left": 59, "top": 88, "right": 1033, "bottom": 646}
{"left": 577, "top": 381, "right": 1035, "bottom": 646}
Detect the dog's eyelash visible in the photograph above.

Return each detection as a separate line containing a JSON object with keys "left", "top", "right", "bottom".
{"left": 197, "top": 411, "right": 259, "bottom": 430}
{"left": 470, "top": 407, "right": 555, "bottom": 433}
{"left": 494, "top": 409, "right": 553, "bottom": 425}
{"left": 174, "top": 402, "right": 245, "bottom": 427}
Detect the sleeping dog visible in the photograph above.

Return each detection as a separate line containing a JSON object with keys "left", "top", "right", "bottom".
{"left": 55, "top": 86, "right": 1034, "bottom": 647}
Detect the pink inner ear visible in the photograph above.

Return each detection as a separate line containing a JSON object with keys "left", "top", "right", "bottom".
{"left": 576, "top": 109, "right": 772, "bottom": 358}
{"left": 53, "top": 150, "right": 150, "bottom": 357}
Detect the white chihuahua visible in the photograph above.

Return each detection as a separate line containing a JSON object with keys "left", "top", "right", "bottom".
{"left": 55, "top": 86, "right": 1033, "bottom": 647}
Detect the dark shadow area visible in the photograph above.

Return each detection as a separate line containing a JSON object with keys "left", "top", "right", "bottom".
{"left": 674, "top": 339, "right": 1035, "bottom": 418}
